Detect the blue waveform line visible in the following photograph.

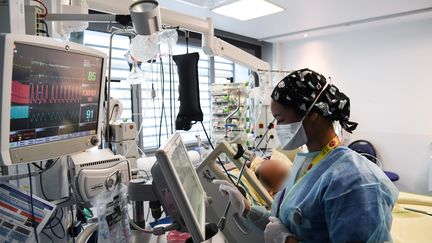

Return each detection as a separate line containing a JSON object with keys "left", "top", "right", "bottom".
{"left": 11, "top": 106, "right": 30, "bottom": 119}
{"left": 29, "top": 110, "right": 80, "bottom": 123}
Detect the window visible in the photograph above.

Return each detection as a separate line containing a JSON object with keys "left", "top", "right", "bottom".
{"left": 83, "top": 30, "right": 133, "bottom": 121}
{"left": 82, "top": 30, "right": 219, "bottom": 150}
{"left": 214, "top": 56, "right": 250, "bottom": 84}
{"left": 138, "top": 44, "right": 212, "bottom": 149}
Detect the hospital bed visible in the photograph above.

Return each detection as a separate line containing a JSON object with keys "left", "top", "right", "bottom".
{"left": 392, "top": 192, "right": 432, "bottom": 243}
{"left": 196, "top": 141, "right": 273, "bottom": 243}
{"left": 198, "top": 141, "right": 432, "bottom": 243}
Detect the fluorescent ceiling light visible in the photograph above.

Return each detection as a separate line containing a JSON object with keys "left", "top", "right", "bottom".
{"left": 212, "top": 0, "right": 284, "bottom": 21}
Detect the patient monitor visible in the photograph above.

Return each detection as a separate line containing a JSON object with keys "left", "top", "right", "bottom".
{"left": 0, "top": 34, "right": 106, "bottom": 165}
{"left": 152, "top": 133, "right": 206, "bottom": 242}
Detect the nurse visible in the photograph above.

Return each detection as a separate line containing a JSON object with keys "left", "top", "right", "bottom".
{"left": 215, "top": 68, "right": 398, "bottom": 243}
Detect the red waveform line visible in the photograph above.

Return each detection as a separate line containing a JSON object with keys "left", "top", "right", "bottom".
{"left": 29, "top": 83, "right": 82, "bottom": 104}
{"left": 11, "top": 80, "right": 30, "bottom": 104}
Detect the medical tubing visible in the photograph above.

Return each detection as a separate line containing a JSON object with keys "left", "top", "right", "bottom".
{"left": 219, "top": 147, "right": 249, "bottom": 230}
{"left": 255, "top": 119, "right": 275, "bottom": 150}
{"left": 200, "top": 121, "right": 237, "bottom": 185}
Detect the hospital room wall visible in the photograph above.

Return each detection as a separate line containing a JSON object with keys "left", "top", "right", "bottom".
{"left": 278, "top": 16, "right": 432, "bottom": 195}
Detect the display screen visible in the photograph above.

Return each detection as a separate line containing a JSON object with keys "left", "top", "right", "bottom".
{"left": 9, "top": 43, "right": 103, "bottom": 149}
{"left": 170, "top": 140, "right": 205, "bottom": 233}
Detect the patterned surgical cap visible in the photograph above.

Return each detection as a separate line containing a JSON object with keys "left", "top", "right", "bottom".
{"left": 271, "top": 68, "right": 358, "bottom": 133}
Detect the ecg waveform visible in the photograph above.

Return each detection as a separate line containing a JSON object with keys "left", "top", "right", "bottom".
{"left": 29, "top": 83, "right": 83, "bottom": 104}
{"left": 29, "top": 110, "right": 80, "bottom": 123}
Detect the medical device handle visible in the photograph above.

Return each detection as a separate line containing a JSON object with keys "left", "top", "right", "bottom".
{"left": 232, "top": 213, "right": 249, "bottom": 235}
{"left": 202, "top": 141, "right": 273, "bottom": 207}
{"left": 218, "top": 150, "right": 248, "bottom": 231}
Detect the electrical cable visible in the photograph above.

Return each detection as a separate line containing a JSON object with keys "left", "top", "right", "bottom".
{"left": 168, "top": 46, "right": 174, "bottom": 134}
{"left": 50, "top": 217, "right": 66, "bottom": 239}
{"left": 66, "top": 160, "right": 77, "bottom": 243}
{"left": 70, "top": 205, "right": 76, "bottom": 243}
{"left": 37, "top": 158, "right": 61, "bottom": 201}
{"left": 200, "top": 121, "right": 236, "bottom": 185}
{"left": 185, "top": 31, "right": 189, "bottom": 54}
{"left": 42, "top": 158, "right": 59, "bottom": 172}
{"left": 16, "top": 165, "right": 20, "bottom": 187}
{"left": 27, "top": 164, "right": 40, "bottom": 243}
{"left": 44, "top": 208, "right": 62, "bottom": 229}
{"left": 34, "top": 5, "right": 44, "bottom": 14}
{"left": 32, "top": 162, "right": 43, "bottom": 171}
{"left": 38, "top": 162, "right": 50, "bottom": 200}
{"left": 32, "top": 0, "right": 48, "bottom": 17}
{"left": 37, "top": 20, "right": 50, "bottom": 37}
{"left": 109, "top": 104, "right": 119, "bottom": 121}
{"left": 44, "top": 208, "right": 65, "bottom": 239}
{"left": 41, "top": 231, "right": 54, "bottom": 243}
{"left": 171, "top": 52, "right": 177, "bottom": 127}
{"left": 36, "top": 29, "right": 48, "bottom": 37}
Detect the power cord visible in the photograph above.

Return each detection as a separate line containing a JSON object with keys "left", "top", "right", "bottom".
{"left": 41, "top": 231, "right": 54, "bottom": 243}
{"left": 109, "top": 104, "right": 119, "bottom": 121}
{"left": 43, "top": 208, "right": 65, "bottom": 239}
{"left": 31, "top": 0, "right": 48, "bottom": 17}
{"left": 27, "top": 164, "right": 40, "bottom": 243}
{"left": 70, "top": 205, "right": 76, "bottom": 243}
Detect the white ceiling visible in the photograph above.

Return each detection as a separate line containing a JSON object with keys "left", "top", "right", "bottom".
{"left": 88, "top": 0, "right": 432, "bottom": 42}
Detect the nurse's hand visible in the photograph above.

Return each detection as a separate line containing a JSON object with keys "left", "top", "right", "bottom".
{"left": 264, "top": 217, "right": 297, "bottom": 243}
{"left": 213, "top": 179, "right": 250, "bottom": 216}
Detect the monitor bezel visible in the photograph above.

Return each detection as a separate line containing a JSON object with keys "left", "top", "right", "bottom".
{"left": 155, "top": 133, "right": 206, "bottom": 242}
{"left": 0, "top": 34, "right": 106, "bottom": 165}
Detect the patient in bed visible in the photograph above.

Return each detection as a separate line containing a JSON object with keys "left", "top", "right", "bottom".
{"left": 227, "top": 150, "right": 293, "bottom": 205}
{"left": 254, "top": 159, "right": 290, "bottom": 197}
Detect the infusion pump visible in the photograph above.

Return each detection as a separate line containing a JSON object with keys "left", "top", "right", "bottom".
{"left": 69, "top": 149, "right": 131, "bottom": 206}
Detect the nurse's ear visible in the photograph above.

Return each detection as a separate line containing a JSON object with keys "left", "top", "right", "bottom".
{"left": 306, "top": 112, "right": 320, "bottom": 123}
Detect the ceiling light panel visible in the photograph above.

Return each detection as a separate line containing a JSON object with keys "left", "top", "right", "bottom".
{"left": 212, "top": 0, "right": 284, "bottom": 21}
{"left": 177, "top": 0, "right": 232, "bottom": 8}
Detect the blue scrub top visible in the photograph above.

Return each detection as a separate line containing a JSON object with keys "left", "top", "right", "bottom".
{"left": 247, "top": 146, "right": 399, "bottom": 243}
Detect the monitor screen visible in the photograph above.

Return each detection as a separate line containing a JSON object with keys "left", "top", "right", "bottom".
{"left": 170, "top": 140, "right": 205, "bottom": 230}
{"left": 154, "top": 133, "right": 206, "bottom": 242}
{"left": 9, "top": 43, "right": 103, "bottom": 149}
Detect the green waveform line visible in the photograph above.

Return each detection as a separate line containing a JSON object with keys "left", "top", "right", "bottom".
{"left": 29, "top": 110, "right": 80, "bottom": 123}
